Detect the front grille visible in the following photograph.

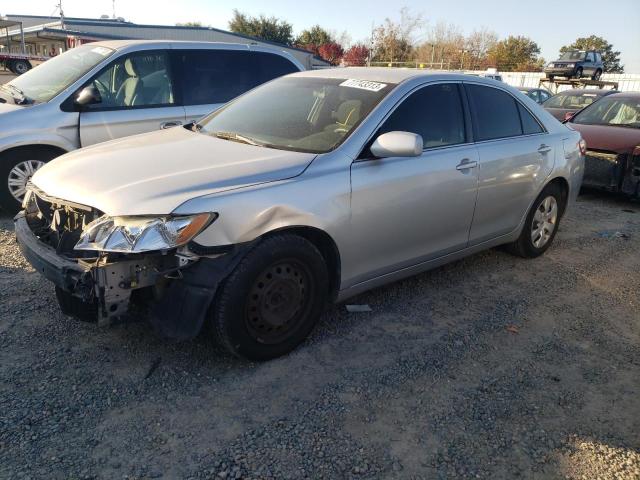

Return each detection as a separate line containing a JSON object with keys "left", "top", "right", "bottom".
{"left": 24, "top": 183, "right": 103, "bottom": 257}
{"left": 583, "top": 150, "right": 623, "bottom": 189}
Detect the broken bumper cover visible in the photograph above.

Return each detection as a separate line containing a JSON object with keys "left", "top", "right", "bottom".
{"left": 14, "top": 214, "right": 248, "bottom": 340}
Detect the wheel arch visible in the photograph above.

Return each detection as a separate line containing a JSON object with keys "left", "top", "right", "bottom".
{"left": 0, "top": 144, "right": 68, "bottom": 162}
{"left": 545, "top": 176, "right": 570, "bottom": 216}
{"left": 261, "top": 225, "right": 342, "bottom": 301}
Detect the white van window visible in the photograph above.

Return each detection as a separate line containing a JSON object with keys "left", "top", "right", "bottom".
{"left": 89, "top": 52, "right": 174, "bottom": 108}
{"left": 176, "top": 50, "right": 299, "bottom": 105}
{"left": 5, "top": 45, "right": 114, "bottom": 103}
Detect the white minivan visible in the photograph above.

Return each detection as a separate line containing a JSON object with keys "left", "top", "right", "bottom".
{"left": 0, "top": 40, "right": 304, "bottom": 211}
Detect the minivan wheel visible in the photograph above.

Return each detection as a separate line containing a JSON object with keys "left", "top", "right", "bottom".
{"left": 0, "top": 148, "right": 58, "bottom": 213}
{"left": 506, "top": 183, "right": 564, "bottom": 258}
{"left": 211, "top": 234, "right": 329, "bottom": 361}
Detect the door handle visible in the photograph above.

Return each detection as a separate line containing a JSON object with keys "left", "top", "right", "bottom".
{"left": 456, "top": 159, "right": 478, "bottom": 171}
{"left": 538, "top": 144, "right": 552, "bottom": 153}
{"left": 160, "top": 121, "right": 183, "bottom": 129}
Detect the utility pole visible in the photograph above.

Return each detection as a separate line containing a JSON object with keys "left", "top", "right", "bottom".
{"left": 112, "top": 0, "right": 116, "bottom": 19}
{"left": 367, "top": 21, "right": 374, "bottom": 67}
{"left": 56, "top": 1, "right": 65, "bottom": 29}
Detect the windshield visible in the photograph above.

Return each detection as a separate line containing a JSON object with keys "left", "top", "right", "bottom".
{"left": 572, "top": 97, "right": 640, "bottom": 128}
{"left": 543, "top": 92, "right": 602, "bottom": 109}
{"left": 559, "top": 51, "right": 586, "bottom": 61}
{"left": 197, "top": 77, "right": 395, "bottom": 154}
{"left": 4, "top": 45, "right": 114, "bottom": 103}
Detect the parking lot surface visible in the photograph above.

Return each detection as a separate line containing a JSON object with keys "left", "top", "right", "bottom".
{"left": 1, "top": 191, "right": 639, "bottom": 480}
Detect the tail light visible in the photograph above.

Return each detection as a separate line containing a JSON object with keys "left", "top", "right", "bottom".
{"left": 578, "top": 138, "right": 587, "bottom": 156}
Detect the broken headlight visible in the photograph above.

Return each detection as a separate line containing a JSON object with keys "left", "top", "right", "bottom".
{"left": 74, "top": 213, "right": 215, "bottom": 253}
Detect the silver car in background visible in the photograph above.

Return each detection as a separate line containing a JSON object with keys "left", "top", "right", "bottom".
{"left": 15, "top": 68, "right": 585, "bottom": 360}
{"left": 0, "top": 40, "right": 303, "bottom": 211}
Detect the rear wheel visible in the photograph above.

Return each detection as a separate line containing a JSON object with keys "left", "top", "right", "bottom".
{"left": 0, "top": 148, "right": 60, "bottom": 213}
{"left": 592, "top": 69, "right": 602, "bottom": 81}
{"left": 211, "top": 234, "right": 329, "bottom": 361}
{"left": 506, "top": 183, "right": 564, "bottom": 258}
{"left": 9, "top": 60, "right": 31, "bottom": 75}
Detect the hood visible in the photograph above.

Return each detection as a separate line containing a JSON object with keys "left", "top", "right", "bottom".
{"left": 0, "top": 102, "right": 24, "bottom": 113}
{"left": 544, "top": 107, "right": 574, "bottom": 121}
{"left": 570, "top": 123, "right": 640, "bottom": 154}
{"left": 32, "top": 127, "right": 317, "bottom": 215}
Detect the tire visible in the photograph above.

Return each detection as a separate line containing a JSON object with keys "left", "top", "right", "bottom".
{"left": 211, "top": 234, "right": 329, "bottom": 361}
{"left": 574, "top": 67, "right": 583, "bottom": 79}
{"left": 592, "top": 69, "right": 602, "bottom": 81}
{"left": 12, "top": 60, "right": 31, "bottom": 75}
{"left": 0, "top": 148, "right": 59, "bottom": 213}
{"left": 505, "top": 183, "right": 565, "bottom": 258}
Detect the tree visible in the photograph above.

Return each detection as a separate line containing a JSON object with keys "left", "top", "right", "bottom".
{"left": 175, "top": 21, "right": 206, "bottom": 27}
{"left": 465, "top": 27, "right": 498, "bottom": 69}
{"left": 559, "top": 35, "right": 623, "bottom": 73}
{"left": 228, "top": 9, "right": 294, "bottom": 45}
{"left": 296, "top": 25, "right": 334, "bottom": 53}
{"left": 372, "top": 8, "right": 424, "bottom": 63}
{"left": 343, "top": 44, "right": 370, "bottom": 66}
{"left": 318, "top": 42, "right": 344, "bottom": 65}
{"left": 415, "top": 21, "right": 464, "bottom": 68}
{"left": 487, "top": 35, "right": 543, "bottom": 71}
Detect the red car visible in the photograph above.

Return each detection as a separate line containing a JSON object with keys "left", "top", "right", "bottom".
{"left": 565, "top": 92, "right": 640, "bottom": 196}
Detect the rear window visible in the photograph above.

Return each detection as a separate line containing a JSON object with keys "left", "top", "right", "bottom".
{"left": 174, "top": 49, "right": 299, "bottom": 105}
{"left": 544, "top": 92, "right": 600, "bottom": 109}
{"left": 467, "top": 84, "right": 522, "bottom": 141}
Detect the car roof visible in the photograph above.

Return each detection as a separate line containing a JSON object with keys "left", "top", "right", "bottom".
{"left": 607, "top": 91, "right": 640, "bottom": 99}
{"left": 86, "top": 39, "right": 289, "bottom": 53}
{"left": 555, "top": 88, "right": 614, "bottom": 96}
{"left": 289, "top": 67, "right": 500, "bottom": 85}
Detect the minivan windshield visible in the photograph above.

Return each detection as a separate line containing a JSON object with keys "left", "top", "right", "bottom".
{"left": 572, "top": 97, "right": 640, "bottom": 129}
{"left": 197, "top": 77, "right": 395, "bottom": 154}
{"left": 4, "top": 45, "right": 114, "bottom": 103}
{"left": 559, "top": 51, "right": 586, "bottom": 61}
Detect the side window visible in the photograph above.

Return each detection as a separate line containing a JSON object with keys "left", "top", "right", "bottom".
{"left": 539, "top": 91, "right": 551, "bottom": 103}
{"left": 375, "top": 83, "right": 466, "bottom": 149}
{"left": 176, "top": 50, "right": 298, "bottom": 106}
{"left": 586, "top": 52, "right": 594, "bottom": 62}
{"left": 90, "top": 51, "right": 173, "bottom": 108}
{"left": 517, "top": 103, "right": 544, "bottom": 134}
{"left": 527, "top": 90, "right": 540, "bottom": 103}
{"left": 255, "top": 52, "right": 300, "bottom": 84}
{"left": 467, "top": 84, "right": 522, "bottom": 141}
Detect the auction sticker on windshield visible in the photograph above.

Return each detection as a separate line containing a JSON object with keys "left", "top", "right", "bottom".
{"left": 340, "top": 79, "right": 387, "bottom": 92}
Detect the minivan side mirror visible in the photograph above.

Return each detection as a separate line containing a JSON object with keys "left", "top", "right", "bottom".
{"left": 74, "top": 85, "right": 102, "bottom": 108}
{"left": 370, "top": 131, "right": 423, "bottom": 158}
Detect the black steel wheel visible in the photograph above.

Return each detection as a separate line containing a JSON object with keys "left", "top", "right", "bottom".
{"left": 211, "top": 234, "right": 329, "bottom": 361}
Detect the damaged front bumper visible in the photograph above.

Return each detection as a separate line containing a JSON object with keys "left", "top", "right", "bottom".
{"left": 14, "top": 214, "right": 246, "bottom": 340}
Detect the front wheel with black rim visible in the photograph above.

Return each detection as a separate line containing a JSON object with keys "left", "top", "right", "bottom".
{"left": 592, "top": 69, "right": 602, "bottom": 81}
{"left": 574, "top": 67, "right": 583, "bottom": 79}
{"left": 505, "top": 183, "right": 564, "bottom": 258}
{"left": 211, "top": 234, "right": 329, "bottom": 361}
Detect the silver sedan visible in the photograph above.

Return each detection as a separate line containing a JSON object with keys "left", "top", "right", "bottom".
{"left": 16, "top": 68, "right": 585, "bottom": 360}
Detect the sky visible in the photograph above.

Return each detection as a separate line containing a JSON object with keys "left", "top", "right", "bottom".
{"left": 7, "top": 0, "right": 640, "bottom": 71}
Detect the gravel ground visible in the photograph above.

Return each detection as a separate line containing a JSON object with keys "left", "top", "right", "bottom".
{"left": 1, "top": 191, "right": 639, "bottom": 480}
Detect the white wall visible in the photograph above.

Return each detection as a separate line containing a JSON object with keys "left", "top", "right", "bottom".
{"left": 494, "top": 71, "right": 640, "bottom": 92}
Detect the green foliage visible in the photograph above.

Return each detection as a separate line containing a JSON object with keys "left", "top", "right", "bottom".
{"left": 488, "top": 35, "right": 543, "bottom": 71}
{"left": 228, "top": 9, "right": 294, "bottom": 45}
{"left": 175, "top": 21, "right": 206, "bottom": 27}
{"left": 559, "top": 35, "right": 623, "bottom": 73}
{"left": 296, "top": 25, "right": 334, "bottom": 49}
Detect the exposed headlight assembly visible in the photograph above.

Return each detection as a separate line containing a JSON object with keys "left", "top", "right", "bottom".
{"left": 74, "top": 213, "right": 215, "bottom": 253}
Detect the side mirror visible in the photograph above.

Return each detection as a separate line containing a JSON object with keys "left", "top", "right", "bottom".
{"left": 370, "top": 131, "right": 423, "bottom": 158}
{"left": 74, "top": 85, "right": 102, "bottom": 108}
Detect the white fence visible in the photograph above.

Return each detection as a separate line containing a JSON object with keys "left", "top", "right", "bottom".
{"left": 490, "top": 72, "right": 640, "bottom": 92}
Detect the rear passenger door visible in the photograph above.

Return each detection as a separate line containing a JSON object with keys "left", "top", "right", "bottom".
{"left": 172, "top": 49, "right": 301, "bottom": 124}
{"left": 464, "top": 83, "right": 554, "bottom": 244}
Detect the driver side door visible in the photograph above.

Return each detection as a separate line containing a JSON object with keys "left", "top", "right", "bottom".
{"left": 79, "top": 50, "right": 186, "bottom": 147}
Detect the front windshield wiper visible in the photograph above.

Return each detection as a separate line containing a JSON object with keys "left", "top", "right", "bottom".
{"left": 212, "top": 131, "right": 264, "bottom": 147}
